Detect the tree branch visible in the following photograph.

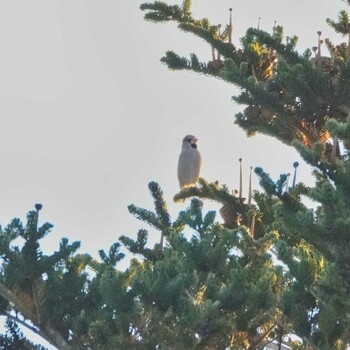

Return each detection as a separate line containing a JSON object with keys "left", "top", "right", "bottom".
{"left": 0, "top": 282, "right": 72, "bottom": 350}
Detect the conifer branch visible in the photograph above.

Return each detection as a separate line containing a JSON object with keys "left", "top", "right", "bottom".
{"left": 0, "top": 282, "right": 36, "bottom": 321}
{"left": 5, "top": 313, "right": 44, "bottom": 342}
{"left": 0, "top": 282, "right": 72, "bottom": 349}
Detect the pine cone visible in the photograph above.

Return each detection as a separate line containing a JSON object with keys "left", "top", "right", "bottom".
{"left": 220, "top": 204, "right": 240, "bottom": 227}
{"left": 208, "top": 59, "right": 224, "bottom": 74}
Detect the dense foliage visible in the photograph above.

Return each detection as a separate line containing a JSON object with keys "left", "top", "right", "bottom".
{"left": 1, "top": 1, "right": 350, "bottom": 349}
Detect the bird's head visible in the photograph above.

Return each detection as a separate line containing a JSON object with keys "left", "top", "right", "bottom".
{"left": 183, "top": 135, "right": 198, "bottom": 149}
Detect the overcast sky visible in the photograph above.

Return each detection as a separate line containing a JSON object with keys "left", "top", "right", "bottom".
{"left": 0, "top": 0, "right": 343, "bottom": 254}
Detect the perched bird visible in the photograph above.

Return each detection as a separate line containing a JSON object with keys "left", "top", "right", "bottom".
{"left": 177, "top": 135, "right": 201, "bottom": 189}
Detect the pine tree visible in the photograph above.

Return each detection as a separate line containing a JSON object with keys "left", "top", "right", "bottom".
{"left": 0, "top": 205, "right": 142, "bottom": 349}
{"left": 140, "top": 0, "right": 350, "bottom": 150}
{"left": 2, "top": 1, "right": 350, "bottom": 349}
{"left": 137, "top": 0, "right": 350, "bottom": 349}
{"left": 119, "top": 181, "right": 294, "bottom": 349}
{"left": 0, "top": 182, "right": 301, "bottom": 349}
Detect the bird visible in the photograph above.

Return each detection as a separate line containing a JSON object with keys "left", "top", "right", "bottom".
{"left": 177, "top": 135, "right": 201, "bottom": 189}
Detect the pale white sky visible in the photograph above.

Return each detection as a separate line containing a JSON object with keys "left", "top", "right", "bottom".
{"left": 0, "top": 0, "right": 345, "bottom": 348}
{"left": 0, "top": 0, "right": 343, "bottom": 253}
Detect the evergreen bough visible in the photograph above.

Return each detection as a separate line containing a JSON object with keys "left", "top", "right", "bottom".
{"left": 1, "top": 1, "right": 350, "bottom": 349}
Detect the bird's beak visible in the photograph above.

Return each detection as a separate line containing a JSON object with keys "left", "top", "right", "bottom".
{"left": 190, "top": 137, "right": 198, "bottom": 144}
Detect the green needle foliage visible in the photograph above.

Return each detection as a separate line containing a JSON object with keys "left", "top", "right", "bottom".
{"left": 141, "top": 0, "right": 350, "bottom": 149}
{"left": 3, "top": 1, "right": 350, "bottom": 349}
{"left": 119, "top": 181, "right": 290, "bottom": 349}
{"left": 0, "top": 183, "right": 296, "bottom": 349}
{"left": 137, "top": 0, "right": 350, "bottom": 348}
